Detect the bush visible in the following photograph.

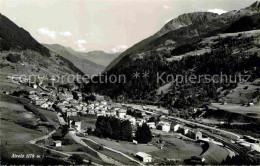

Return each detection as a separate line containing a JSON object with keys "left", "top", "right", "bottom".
{"left": 69, "top": 154, "right": 84, "bottom": 164}
{"left": 12, "top": 90, "right": 29, "bottom": 97}
{"left": 6, "top": 53, "right": 21, "bottom": 63}
{"left": 62, "top": 138, "right": 74, "bottom": 145}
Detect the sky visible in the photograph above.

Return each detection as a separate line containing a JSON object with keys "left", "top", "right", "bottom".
{"left": 0, "top": 0, "right": 256, "bottom": 53}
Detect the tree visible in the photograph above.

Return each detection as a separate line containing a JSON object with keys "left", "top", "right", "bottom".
{"left": 95, "top": 116, "right": 133, "bottom": 141}
{"left": 88, "top": 159, "right": 92, "bottom": 165}
{"left": 69, "top": 154, "right": 84, "bottom": 165}
{"left": 87, "top": 127, "right": 92, "bottom": 135}
{"left": 135, "top": 123, "right": 152, "bottom": 143}
{"left": 120, "top": 120, "right": 132, "bottom": 141}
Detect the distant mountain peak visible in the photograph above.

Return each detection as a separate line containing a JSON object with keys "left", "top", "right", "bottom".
{"left": 87, "top": 50, "right": 107, "bottom": 54}
{"left": 157, "top": 12, "right": 219, "bottom": 37}
{"left": 248, "top": 1, "right": 260, "bottom": 10}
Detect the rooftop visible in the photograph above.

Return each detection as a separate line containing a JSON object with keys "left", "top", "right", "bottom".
{"left": 136, "top": 152, "right": 152, "bottom": 158}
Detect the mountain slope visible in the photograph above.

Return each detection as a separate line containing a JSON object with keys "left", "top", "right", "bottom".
{"left": 44, "top": 44, "right": 105, "bottom": 76}
{"left": 0, "top": 13, "right": 50, "bottom": 57}
{"left": 63, "top": 47, "right": 119, "bottom": 67}
{"left": 86, "top": 2, "right": 260, "bottom": 114}
{"left": 0, "top": 13, "right": 83, "bottom": 76}
{"left": 77, "top": 50, "right": 120, "bottom": 67}
{"left": 105, "top": 1, "right": 260, "bottom": 72}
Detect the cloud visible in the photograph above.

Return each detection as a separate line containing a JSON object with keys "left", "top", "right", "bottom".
{"left": 208, "top": 8, "right": 227, "bottom": 15}
{"left": 111, "top": 45, "right": 128, "bottom": 53}
{"left": 75, "top": 39, "right": 87, "bottom": 52}
{"left": 59, "top": 31, "right": 72, "bottom": 37}
{"left": 85, "top": 32, "right": 94, "bottom": 37}
{"left": 163, "top": 5, "right": 170, "bottom": 9}
{"left": 37, "top": 27, "right": 57, "bottom": 39}
{"left": 37, "top": 28, "right": 73, "bottom": 39}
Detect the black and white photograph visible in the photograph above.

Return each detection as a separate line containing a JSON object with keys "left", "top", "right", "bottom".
{"left": 0, "top": 0, "right": 260, "bottom": 165}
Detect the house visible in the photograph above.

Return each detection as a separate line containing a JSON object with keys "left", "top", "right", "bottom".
{"left": 146, "top": 122, "right": 156, "bottom": 129}
{"left": 64, "top": 92, "right": 73, "bottom": 101}
{"left": 118, "top": 109, "right": 127, "bottom": 119}
{"left": 66, "top": 109, "right": 78, "bottom": 117}
{"left": 161, "top": 123, "right": 171, "bottom": 132}
{"left": 157, "top": 121, "right": 171, "bottom": 132}
{"left": 195, "top": 131, "right": 202, "bottom": 140}
{"left": 171, "top": 123, "right": 181, "bottom": 132}
{"left": 41, "top": 103, "right": 49, "bottom": 109}
{"left": 29, "top": 91, "right": 37, "bottom": 95}
{"left": 133, "top": 140, "right": 138, "bottom": 145}
{"left": 82, "top": 106, "right": 88, "bottom": 112}
{"left": 33, "top": 84, "right": 38, "bottom": 89}
{"left": 54, "top": 140, "right": 62, "bottom": 147}
{"left": 88, "top": 110, "right": 95, "bottom": 115}
{"left": 179, "top": 126, "right": 189, "bottom": 135}
{"left": 35, "top": 98, "right": 47, "bottom": 106}
{"left": 136, "top": 152, "right": 152, "bottom": 163}
{"left": 137, "top": 119, "right": 146, "bottom": 126}
{"left": 125, "top": 115, "right": 136, "bottom": 125}
{"left": 187, "top": 130, "right": 202, "bottom": 140}
{"left": 69, "top": 117, "right": 81, "bottom": 132}
{"left": 101, "top": 101, "right": 107, "bottom": 105}
{"left": 106, "top": 110, "right": 117, "bottom": 117}
{"left": 96, "top": 112, "right": 103, "bottom": 117}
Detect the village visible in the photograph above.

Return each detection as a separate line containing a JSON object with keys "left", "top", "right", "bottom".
{"left": 2, "top": 75, "right": 260, "bottom": 164}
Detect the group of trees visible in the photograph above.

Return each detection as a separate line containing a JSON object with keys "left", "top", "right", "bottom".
{"left": 95, "top": 116, "right": 153, "bottom": 143}
{"left": 6, "top": 53, "right": 21, "bottom": 63}
{"left": 126, "top": 109, "right": 143, "bottom": 118}
{"left": 95, "top": 116, "right": 132, "bottom": 141}
{"left": 135, "top": 123, "right": 152, "bottom": 143}
{"left": 52, "top": 125, "right": 69, "bottom": 140}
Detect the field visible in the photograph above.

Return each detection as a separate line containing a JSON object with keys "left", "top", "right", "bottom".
{"left": 49, "top": 134, "right": 108, "bottom": 165}
{"left": 36, "top": 106, "right": 60, "bottom": 129}
{"left": 0, "top": 77, "right": 34, "bottom": 93}
{"left": 0, "top": 104, "right": 45, "bottom": 163}
{"left": 149, "top": 135, "right": 203, "bottom": 163}
{"left": 82, "top": 139, "right": 136, "bottom": 165}
{"left": 201, "top": 142, "right": 229, "bottom": 164}
{"left": 209, "top": 103, "right": 260, "bottom": 119}
{"left": 88, "top": 135, "right": 158, "bottom": 154}
{"left": 81, "top": 115, "right": 97, "bottom": 129}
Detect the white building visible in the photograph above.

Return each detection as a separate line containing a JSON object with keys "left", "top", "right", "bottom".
{"left": 162, "top": 123, "right": 171, "bottom": 132}
{"left": 33, "top": 84, "right": 38, "bottom": 89}
{"left": 118, "top": 109, "right": 127, "bottom": 119}
{"left": 136, "top": 152, "right": 152, "bottom": 163}
{"left": 54, "top": 140, "right": 62, "bottom": 147}
{"left": 69, "top": 117, "right": 81, "bottom": 132}
{"left": 101, "top": 101, "right": 107, "bottom": 105}
{"left": 171, "top": 123, "right": 181, "bottom": 132}
{"left": 158, "top": 121, "right": 171, "bottom": 132}
{"left": 146, "top": 122, "right": 156, "bottom": 129}
{"left": 41, "top": 103, "right": 49, "bottom": 109}
{"left": 125, "top": 116, "right": 136, "bottom": 125}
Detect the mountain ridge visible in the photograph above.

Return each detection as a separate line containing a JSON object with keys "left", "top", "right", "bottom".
{"left": 43, "top": 44, "right": 105, "bottom": 76}
{"left": 105, "top": 1, "right": 260, "bottom": 72}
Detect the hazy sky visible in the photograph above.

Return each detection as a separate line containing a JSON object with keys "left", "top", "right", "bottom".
{"left": 0, "top": 0, "right": 256, "bottom": 53}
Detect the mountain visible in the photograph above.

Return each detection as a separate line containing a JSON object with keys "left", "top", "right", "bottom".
{"left": 77, "top": 50, "right": 120, "bottom": 67}
{"left": 0, "top": 13, "right": 83, "bottom": 76}
{"left": 86, "top": 2, "right": 260, "bottom": 114}
{"left": 62, "top": 47, "right": 119, "bottom": 67}
{"left": 44, "top": 44, "right": 105, "bottom": 76}
{"left": 0, "top": 13, "right": 50, "bottom": 57}
{"left": 105, "top": 1, "right": 260, "bottom": 72}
